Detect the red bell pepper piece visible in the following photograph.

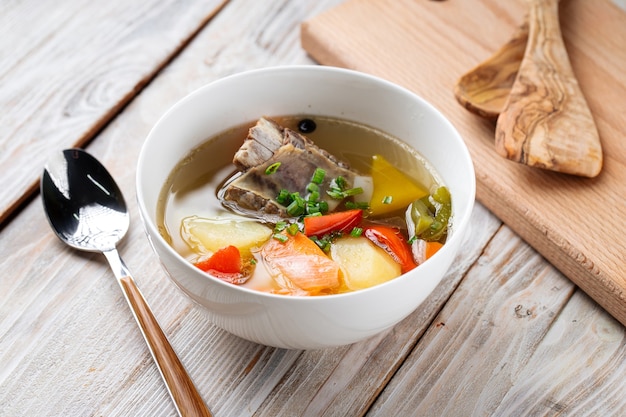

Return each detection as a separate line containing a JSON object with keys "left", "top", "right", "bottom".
{"left": 363, "top": 225, "right": 417, "bottom": 274}
{"left": 195, "top": 245, "right": 248, "bottom": 284}
{"left": 303, "top": 209, "right": 363, "bottom": 238}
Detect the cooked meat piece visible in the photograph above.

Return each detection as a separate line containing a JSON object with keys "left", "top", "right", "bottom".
{"left": 232, "top": 118, "right": 284, "bottom": 171}
{"left": 232, "top": 117, "right": 350, "bottom": 172}
{"left": 221, "top": 117, "right": 358, "bottom": 219}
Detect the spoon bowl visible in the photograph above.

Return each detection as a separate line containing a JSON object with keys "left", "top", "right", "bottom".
{"left": 41, "top": 149, "right": 129, "bottom": 252}
{"left": 454, "top": 21, "right": 528, "bottom": 120}
{"left": 41, "top": 149, "right": 212, "bottom": 417}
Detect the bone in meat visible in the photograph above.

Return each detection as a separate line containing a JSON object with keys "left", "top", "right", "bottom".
{"left": 221, "top": 117, "right": 357, "bottom": 219}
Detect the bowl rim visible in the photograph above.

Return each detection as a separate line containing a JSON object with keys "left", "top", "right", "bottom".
{"left": 136, "top": 65, "right": 476, "bottom": 302}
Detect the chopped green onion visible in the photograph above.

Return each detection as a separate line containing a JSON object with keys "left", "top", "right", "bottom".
{"left": 311, "top": 168, "right": 326, "bottom": 184}
{"left": 286, "top": 223, "right": 299, "bottom": 235}
{"left": 382, "top": 195, "right": 393, "bottom": 204}
{"left": 286, "top": 193, "right": 305, "bottom": 216}
{"left": 342, "top": 187, "right": 363, "bottom": 197}
{"left": 326, "top": 189, "right": 344, "bottom": 200}
{"left": 276, "top": 189, "right": 291, "bottom": 205}
{"left": 308, "top": 190, "right": 320, "bottom": 203}
{"left": 345, "top": 201, "right": 370, "bottom": 210}
{"left": 306, "top": 182, "right": 319, "bottom": 193}
{"left": 276, "top": 170, "right": 340, "bottom": 216}
{"left": 272, "top": 233, "right": 289, "bottom": 243}
{"left": 311, "top": 236, "right": 331, "bottom": 252}
{"left": 274, "top": 221, "right": 288, "bottom": 232}
{"left": 350, "top": 227, "right": 363, "bottom": 237}
{"left": 326, "top": 177, "right": 363, "bottom": 200}
{"left": 333, "top": 176, "right": 347, "bottom": 190}
{"left": 307, "top": 203, "right": 321, "bottom": 215}
{"left": 408, "top": 236, "right": 418, "bottom": 245}
{"left": 265, "top": 162, "right": 281, "bottom": 175}
{"left": 249, "top": 259, "right": 257, "bottom": 265}
{"left": 286, "top": 202, "right": 302, "bottom": 216}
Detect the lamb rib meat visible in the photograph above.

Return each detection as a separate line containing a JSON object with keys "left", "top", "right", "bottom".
{"left": 220, "top": 117, "right": 357, "bottom": 220}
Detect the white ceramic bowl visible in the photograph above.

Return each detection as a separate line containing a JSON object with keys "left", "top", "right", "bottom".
{"left": 137, "top": 66, "right": 475, "bottom": 349}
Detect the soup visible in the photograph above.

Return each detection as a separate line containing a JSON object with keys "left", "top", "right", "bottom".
{"left": 157, "top": 116, "right": 451, "bottom": 296}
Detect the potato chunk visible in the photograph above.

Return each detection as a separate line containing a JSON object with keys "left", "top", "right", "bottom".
{"left": 330, "top": 236, "right": 401, "bottom": 291}
{"left": 181, "top": 215, "right": 272, "bottom": 255}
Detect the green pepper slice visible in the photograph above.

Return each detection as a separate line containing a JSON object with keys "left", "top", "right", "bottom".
{"left": 409, "top": 186, "right": 451, "bottom": 242}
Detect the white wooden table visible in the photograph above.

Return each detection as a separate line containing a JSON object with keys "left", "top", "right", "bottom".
{"left": 2, "top": 1, "right": 626, "bottom": 416}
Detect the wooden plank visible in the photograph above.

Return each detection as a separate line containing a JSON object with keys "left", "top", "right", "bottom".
{"left": 369, "top": 228, "right": 626, "bottom": 416}
{"left": 0, "top": 0, "right": 503, "bottom": 415}
{"left": 493, "top": 292, "right": 626, "bottom": 415}
{"left": 0, "top": 0, "right": 228, "bottom": 225}
{"left": 300, "top": 0, "right": 626, "bottom": 328}
{"left": 0, "top": 176, "right": 500, "bottom": 416}
{"left": 0, "top": 1, "right": 363, "bottom": 416}
{"left": 4, "top": 1, "right": 626, "bottom": 417}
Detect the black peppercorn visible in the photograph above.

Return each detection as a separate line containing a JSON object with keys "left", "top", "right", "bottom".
{"left": 297, "top": 118, "right": 317, "bottom": 134}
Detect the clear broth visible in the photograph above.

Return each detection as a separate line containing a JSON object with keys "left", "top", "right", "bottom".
{"left": 157, "top": 115, "right": 441, "bottom": 291}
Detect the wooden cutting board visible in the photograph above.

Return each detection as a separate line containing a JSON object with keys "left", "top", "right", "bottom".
{"left": 301, "top": 0, "right": 626, "bottom": 325}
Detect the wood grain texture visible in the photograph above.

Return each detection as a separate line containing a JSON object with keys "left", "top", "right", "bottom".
{"left": 301, "top": 0, "right": 626, "bottom": 330}
{"left": 495, "top": 0, "right": 603, "bottom": 177}
{"left": 1, "top": 0, "right": 499, "bottom": 415}
{"left": 371, "top": 228, "right": 626, "bottom": 416}
{"left": 454, "top": 20, "right": 528, "bottom": 120}
{"left": 0, "top": 1, "right": 347, "bottom": 415}
{"left": 118, "top": 273, "right": 213, "bottom": 416}
{"left": 3, "top": 0, "right": 626, "bottom": 416}
{"left": 0, "top": 0, "right": 228, "bottom": 226}
{"left": 371, "top": 227, "right": 575, "bottom": 415}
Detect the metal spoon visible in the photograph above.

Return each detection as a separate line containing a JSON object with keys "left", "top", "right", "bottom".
{"left": 41, "top": 148, "right": 212, "bottom": 417}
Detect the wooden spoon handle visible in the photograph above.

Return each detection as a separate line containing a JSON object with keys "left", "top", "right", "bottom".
{"left": 495, "top": 0, "right": 603, "bottom": 177}
{"left": 119, "top": 275, "right": 213, "bottom": 417}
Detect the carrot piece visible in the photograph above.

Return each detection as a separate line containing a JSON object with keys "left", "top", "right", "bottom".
{"left": 262, "top": 232, "right": 341, "bottom": 294}
{"left": 303, "top": 209, "right": 362, "bottom": 237}
{"left": 424, "top": 241, "right": 443, "bottom": 260}
{"left": 363, "top": 225, "right": 417, "bottom": 274}
{"left": 194, "top": 245, "right": 252, "bottom": 285}
{"left": 195, "top": 245, "right": 241, "bottom": 273}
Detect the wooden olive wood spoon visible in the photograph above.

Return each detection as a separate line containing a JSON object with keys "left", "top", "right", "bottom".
{"left": 454, "top": 21, "right": 529, "bottom": 120}
{"left": 495, "top": 0, "right": 603, "bottom": 177}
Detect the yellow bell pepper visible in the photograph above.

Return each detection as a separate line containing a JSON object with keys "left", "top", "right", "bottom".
{"left": 369, "top": 155, "right": 429, "bottom": 216}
